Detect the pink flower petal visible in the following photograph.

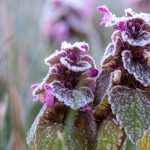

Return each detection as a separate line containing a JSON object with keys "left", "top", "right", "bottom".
{"left": 97, "top": 5, "right": 115, "bottom": 27}
{"left": 87, "top": 69, "right": 99, "bottom": 78}
{"left": 117, "top": 21, "right": 127, "bottom": 31}
{"left": 81, "top": 44, "right": 89, "bottom": 52}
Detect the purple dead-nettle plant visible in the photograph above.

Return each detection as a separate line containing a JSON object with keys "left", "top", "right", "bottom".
{"left": 40, "top": 0, "right": 94, "bottom": 44}
{"left": 27, "top": 42, "right": 99, "bottom": 149}
{"left": 32, "top": 41, "right": 98, "bottom": 110}
{"left": 95, "top": 5, "right": 150, "bottom": 146}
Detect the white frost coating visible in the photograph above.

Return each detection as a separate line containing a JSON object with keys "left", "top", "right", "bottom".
{"left": 26, "top": 105, "right": 47, "bottom": 146}
{"left": 122, "top": 50, "right": 150, "bottom": 87}
{"left": 82, "top": 55, "right": 96, "bottom": 68}
{"left": 60, "top": 57, "right": 91, "bottom": 72}
{"left": 61, "top": 41, "right": 89, "bottom": 52}
{"left": 109, "top": 85, "right": 150, "bottom": 143}
{"left": 50, "top": 81, "right": 94, "bottom": 109}
{"left": 44, "top": 50, "right": 66, "bottom": 66}
{"left": 121, "top": 31, "right": 150, "bottom": 47}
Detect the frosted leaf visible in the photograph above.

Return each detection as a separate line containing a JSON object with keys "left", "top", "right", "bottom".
{"left": 82, "top": 55, "right": 96, "bottom": 68}
{"left": 26, "top": 105, "right": 47, "bottom": 147}
{"left": 61, "top": 41, "right": 89, "bottom": 52}
{"left": 97, "top": 118, "right": 124, "bottom": 150}
{"left": 77, "top": 78, "right": 96, "bottom": 93}
{"left": 34, "top": 124, "right": 87, "bottom": 150}
{"left": 50, "top": 81, "right": 94, "bottom": 109}
{"left": 101, "top": 43, "right": 115, "bottom": 66}
{"left": 114, "top": 36, "right": 122, "bottom": 55}
{"left": 137, "top": 129, "right": 150, "bottom": 150}
{"left": 45, "top": 50, "right": 66, "bottom": 66}
{"left": 109, "top": 85, "right": 150, "bottom": 143}
{"left": 121, "top": 31, "right": 150, "bottom": 47}
{"left": 60, "top": 57, "right": 91, "bottom": 72}
{"left": 94, "top": 70, "right": 113, "bottom": 106}
{"left": 42, "top": 72, "right": 64, "bottom": 84}
{"left": 122, "top": 50, "right": 150, "bottom": 87}
{"left": 111, "top": 30, "right": 121, "bottom": 42}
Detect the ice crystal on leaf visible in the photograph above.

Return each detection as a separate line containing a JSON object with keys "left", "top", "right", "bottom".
{"left": 31, "top": 41, "right": 98, "bottom": 110}
{"left": 109, "top": 85, "right": 150, "bottom": 143}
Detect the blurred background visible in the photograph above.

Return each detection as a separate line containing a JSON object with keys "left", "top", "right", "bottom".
{"left": 0, "top": 0, "right": 149, "bottom": 149}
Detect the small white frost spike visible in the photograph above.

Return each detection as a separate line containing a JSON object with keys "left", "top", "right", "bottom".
{"left": 61, "top": 41, "right": 89, "bottom": 52}
{"left": 60, "top": 57, "right": 91, "bottom": 72}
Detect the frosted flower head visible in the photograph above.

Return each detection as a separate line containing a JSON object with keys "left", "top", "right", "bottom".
{"left": 32, "top": 41, "right": 99, "bottom": 110}
{"left": 40, "top": 0, "right": 94, "bottom": 43}
{"left": 98, "top": 6, "right": 150, "bottom": 88}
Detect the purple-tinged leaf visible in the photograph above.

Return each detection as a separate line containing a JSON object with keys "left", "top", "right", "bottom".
{"left": 109, "top": 85, "right": 150, "bottom": 143}
{"left": 61, "top": 41, "right": 89, "bottom": 53}
{"left": 122, "top": 50, "right": 150, "bottom": 87}
{"left": 82, "top": 55, "right": 96, "bottom": 68}
{"left": 45, "top": 50, "right": 66, "bottom": 66}
{"left": 50, "top": 81, "right": 94, "bottom": 109}
{"left": 94, "top": 70, "right": 113, "bottom": 106}
{"left": 121, "top": 31, "right": 150, "bottom": 47}
{"left": 101, "top": 43, "right": 115, "bottom": 66}
{"left": 60, "top": 57, "right": 92, "bottom": 72}
{"left": 111, "top": 30, "right": 121, "bottom": 43}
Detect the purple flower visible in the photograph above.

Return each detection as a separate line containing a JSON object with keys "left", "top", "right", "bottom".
{"left": 43, "top": 84, "right": 54, "bottom": 108}
{"left": 97, "top": 5, "right": 116, "bottom": 27}
{"left": 31, "top": 83, "right": 54, "bottom": 108}
{"left": 86, "top": 69, "right": 99, "bottom": 78}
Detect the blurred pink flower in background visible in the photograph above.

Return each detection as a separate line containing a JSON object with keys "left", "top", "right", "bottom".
{"left": 122, "top": 0, "right": 150, "bottom": 13}
{"left": 40, "top": 0, "right": 95, "bottom": 43}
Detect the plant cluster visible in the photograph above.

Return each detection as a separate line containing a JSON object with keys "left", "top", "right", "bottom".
{"left": 27, "top": 5, "right": 150, "bottom": 150}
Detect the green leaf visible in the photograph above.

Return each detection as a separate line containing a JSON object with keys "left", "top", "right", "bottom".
{"left": 97, "top": 118, "right": 124, "bottom": 150}
{"left": 26, "top": 105, "right": 88, "bottom": 150}
{"left": 137, "top": 129, "right": 150, "bottom": 150}
{"left": 26, "top": 105, "right": 48, "bottom": 149}
{"left": 34, "top": 124, "right": 87, "bottom": 150}
{"left": 109, "top": 85, "right": 150, "bottom": 143}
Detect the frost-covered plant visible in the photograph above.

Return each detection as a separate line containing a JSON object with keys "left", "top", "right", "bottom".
{"left": 27, "top": 42, "right": 99, "bottom": 149}
{"left": 40, "top": 0, "right": 94, "bottom": 44}
{"left": 95, "top": 5, "right": 150, "bottom": 149}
